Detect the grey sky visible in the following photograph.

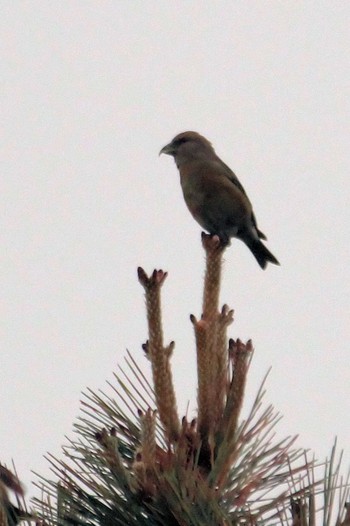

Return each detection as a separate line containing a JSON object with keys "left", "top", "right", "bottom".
{"left": 1, "top": 2, "right": 349, "bottom": 495}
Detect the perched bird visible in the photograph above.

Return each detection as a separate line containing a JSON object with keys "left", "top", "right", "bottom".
{"left": 160, "top": 131, "right": 279, "bottom": 269}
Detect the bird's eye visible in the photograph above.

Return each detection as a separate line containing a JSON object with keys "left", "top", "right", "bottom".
{"left": 174, "top": 137, "right": 188, "bottom": 146}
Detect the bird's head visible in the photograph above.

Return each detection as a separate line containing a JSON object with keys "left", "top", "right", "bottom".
{"left": 160, "top": 131, "right": 216, "bottom": 167}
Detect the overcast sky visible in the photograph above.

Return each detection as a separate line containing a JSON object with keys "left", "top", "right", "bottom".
{"left": 1, "top": 2, "right": 349, "bottom": 498}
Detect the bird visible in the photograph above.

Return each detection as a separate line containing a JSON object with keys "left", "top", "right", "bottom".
{"left": 159, "top": 131, "right": 279, "bottom": 269}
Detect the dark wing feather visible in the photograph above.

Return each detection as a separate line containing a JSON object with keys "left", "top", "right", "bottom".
{"left": 218, "top": 160, "right": 267, "bottom": 240}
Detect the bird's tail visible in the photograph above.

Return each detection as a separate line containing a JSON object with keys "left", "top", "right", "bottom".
{"left": 244, "top": 237, "right": 280, "bottom": 270}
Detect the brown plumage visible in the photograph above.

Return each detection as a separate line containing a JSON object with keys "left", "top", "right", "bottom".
{"left": 160, "top": 131, "right": 279, "bottom": 269}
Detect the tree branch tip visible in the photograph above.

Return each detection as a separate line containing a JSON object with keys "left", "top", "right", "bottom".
{"left": 246, "top": 339, "right": 254, "bottom": 352}
{"left": 164, "top": 341, "right": 175, "bottom": 357}
{"left": 201, "top": 232, "right": 223, "bottom": 251}
{"left": 220, "top": 304, "right": 234, "bottom": 323}
{"left": 138, "top": 408, "right": 157, "bottom": 419}
{"left": 137, "top": 267, "right": 168, "bottom": 287}
{"left": 94, "top": 431, "right": 102, "bottom": 442}
{"left": 152, "top": 268, "right": 168, "bottom": 283}
{"left": 167, "top": 341, "right": 175, "bottom": 354}
{"left": 137, "top": 266, "right": 147, "bottom": 282}
{"left": 95, "top": 428, "right": 110, "bottom": 446}
{"left": 228, "top": 338, "right": 254, "bottom": 361}
{"left": 190, "top": 313, "right": 208, "bottom": 330}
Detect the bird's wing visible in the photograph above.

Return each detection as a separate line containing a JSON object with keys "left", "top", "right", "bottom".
{"left": 219, "top": 161, "right": 249, "bottom": 197}
{"left": 218, "top": 160, "right": 267, "bottom": 240}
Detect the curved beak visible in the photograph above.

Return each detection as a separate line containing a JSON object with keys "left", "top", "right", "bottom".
{"left": 159, "top": 142, "right": 175, "bottom": 156}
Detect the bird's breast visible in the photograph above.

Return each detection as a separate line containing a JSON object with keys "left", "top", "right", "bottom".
{"left": 179, "top": 161, "right": 252, "bottom": 235}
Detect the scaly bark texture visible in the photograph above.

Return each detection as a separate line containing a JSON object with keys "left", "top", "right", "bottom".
{"left": 196, "top": 235, "right": 226, "bottom": 445}
{"left": 138, "top": 268, "right": 180, "bottom": 442}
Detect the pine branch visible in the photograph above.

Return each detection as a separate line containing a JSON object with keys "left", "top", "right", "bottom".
{"left": 27, "top": 233, "right": 350, "bottom": 526}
